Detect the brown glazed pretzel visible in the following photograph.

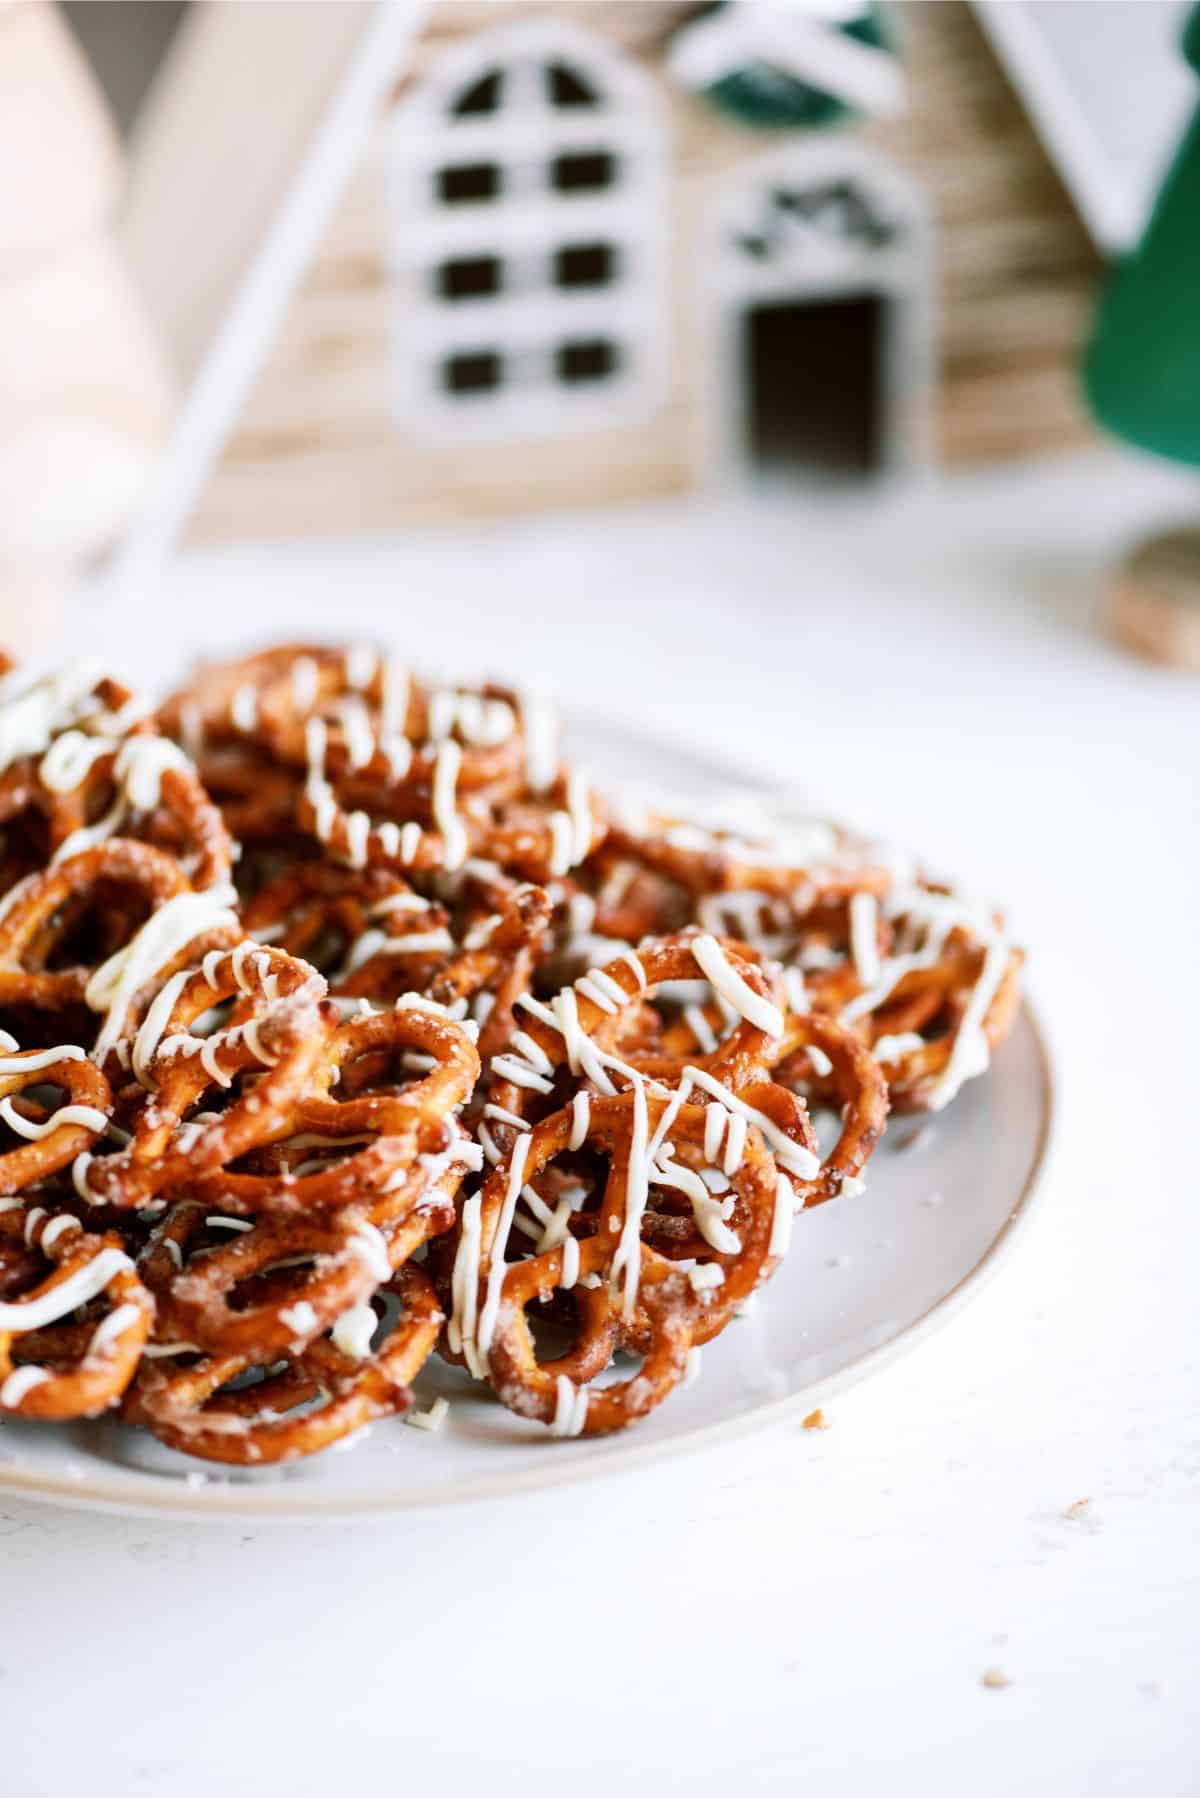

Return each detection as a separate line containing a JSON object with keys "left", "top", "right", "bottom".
{"left": 769, "top": 1012, "right": 889, "bottom": 1206}
{"left": 454, "top": 1086, "right": 781, "bottom": 1433}
{"left": 0, "top": 1206, "right": 152, "bottom": 1418}
{"left": 125, "top": 1263, "right": 443, "bottom": 1464}
{"left": 430, "top": 880, "right": 552, "bottom": 1063}
{"left": 867, "top": 944, "right": 1025, "bottom": 1113}
{"left": 241, "top": 861, "right": 426, "bottom": 974}
{"left": 81, "top": 958, "right": 334, "bottom": 1210}
{"left": 606, "top": 817, "right": 892, "bottom": 911}
{"left": 153, "top": 1204, "right": 442, "bottom": 1360}
{"left": 0, "top": 839, "right": 193, "bottom": 1015}
{"left": 481, "top": 931, "right": 789, "bottom": 1155}
{"left": 0, "top": 1046, "right": 112, "bottom": 1192}
{"left": 177, "top": 1004, "right": 479, "bottom": 1218}
{"left": 487, "top": 1235, "right": 697, "bottom": 1437}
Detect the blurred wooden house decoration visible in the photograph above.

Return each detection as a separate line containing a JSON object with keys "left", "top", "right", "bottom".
{"left": 113, "top": 0, "right": 1159, "bottom": 564}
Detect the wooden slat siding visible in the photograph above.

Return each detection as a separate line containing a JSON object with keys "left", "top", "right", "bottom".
{"left": 861, "top": 2, "right": 1101, "bottom": 461}
{"left": 190, "top": 0, "right": 1101, "bottom": 543}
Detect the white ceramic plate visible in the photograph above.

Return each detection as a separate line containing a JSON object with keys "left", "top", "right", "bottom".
{"left": 0, "top": 723, "right": 1053, "bottom": 1519}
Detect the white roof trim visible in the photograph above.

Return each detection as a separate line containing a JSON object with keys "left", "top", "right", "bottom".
{"left": 972, "top": 0, "right": 1188, "bottom": 254}
{"left": 105, "top": 0, "right": 432, "bottom": 605}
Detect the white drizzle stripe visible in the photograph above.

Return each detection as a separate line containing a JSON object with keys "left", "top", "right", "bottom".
{"left": 231, "top": 683, "right": 258, "bottom": 732}
{"left": 683, "top": 1064, "right": 820, "bottom": 1181}
{"left": 331, "top": 1301, "right": 377, "bottom": 1359}
{"left": 482, "top": 1104, "right": 530, "bottom": 1132}
{"left": 1, "top": 1365, "right": 49, "bottom": 1406}
{"left": 873, "top": 1032, "right": 925, "bottom": 1062}
{"left": 350, "top": 1224, "right": 391, "bottom": 1283}
{"left": 52, "top": 736, "right": 192, "bottom": 864}
{"left": 565, "top": 769, "right": 592, "bottom": 862}
{"left": 86, "top": 1301, "right": 142, "bottom": 1360}
{"left": 849, "top": 892, "right": 881, "bottom": 987}
{"left": 432, "top": 739, "right": 467, "bottom": 870}
{"left": 0, "top": 1247, "right": 131, "bottom": 1331}
{"left": 684, "top": 1004, "right": 718, "bottom": 1055}
{"left": 520, "top": 694, "right": 558, "bottom": 793}
{"left": 549, "top": 1373, "right": 588, "bottom": 1437}
{"left": 40, "top": 1214, "right": 81, "bottom": 1249}
{"left": 475, "top": 1133, "right": 532, "bottom": 1364}
{"left": 547, "top": 813, "right": 573, "bottom": 879}
{"left": 617, "top": 949, "right": 648, "bottom": 994}
{"left": 842, "top": 888, "right": 999, "bottom": 1025}
{"left": 722, "top": 1110, "right": 748, "bottom": 1177}
{"left": 610, "top": 1076, "right": 650, "bottom": 1323}
{"left": 371, "top": 893, "right": 431, "bottom": 917}
{"left": 0, "top": 1045, "right": 86, "bottom": 1075}
{"left": 490, "top": 1054, "right": 554, "bottom": 1095}
{"left": 0, "top": 661, "right": 105, "bottom": 776}
{"left": 574, "top": 975, "right": 618, "bottom": 1014}
{"left": 769, "top": 1171, "right": 795, "bottom": 1257}
{"left": 0, "top": 1098, "right": 108, "bottom": 1141}
{"left": 928, "top": 937, "right": 1009, "bottom": 1110}
{"left": 132, "top": 968, "right": 189, "bottom": 1086}
{"left": 345, "top": 644, "right": 378, "bottom": 691}
{"left": 448, "top": 1194, "right": 484, "bottom": 1374}
{"left": 586, "top": 968, "right": 626, "bottom": 1009}
{"left": 477, "top": 1123, "right": 503, "bottom": 1167}
{"left": 87, "top": 892, "right": 239, "bottom": 1062}
{"left": 291, "top": 656, "right": 319, "bottom": 713}
{"left": 568, "top": 1092, "right": 590, "bottom": 1151}
{"left": 652, "top": 1156, "right": 741, "bottom": 1255}
{"left": 691, "top": 935, "right": 783, "bottom": 1038}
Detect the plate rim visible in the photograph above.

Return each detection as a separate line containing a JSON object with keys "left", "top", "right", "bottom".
{"left": 0, "top": 1004, "right": 1055, "bottom": 1522}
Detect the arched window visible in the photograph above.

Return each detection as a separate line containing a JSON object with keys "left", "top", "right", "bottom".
{"left": 386, "top": 19, "right": 666, "bottom": 444}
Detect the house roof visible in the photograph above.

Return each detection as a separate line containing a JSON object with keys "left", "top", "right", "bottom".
{"left": 974, "top": 0, "right": 1193, "bottom": 253}
{"left": 106, "top": 0, "right": 1191, "bottom": 598}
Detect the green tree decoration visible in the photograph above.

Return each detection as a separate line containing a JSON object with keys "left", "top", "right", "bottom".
{"left": 1084, "top": 5, "right": 1200, "bottom": 465}
{"left": 666, "top": 1, "right": 903, "bottom": 131}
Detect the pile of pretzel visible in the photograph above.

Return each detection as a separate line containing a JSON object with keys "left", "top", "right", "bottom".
{"left": 0, "top": 645, "right": 1022, "bottom": 1466}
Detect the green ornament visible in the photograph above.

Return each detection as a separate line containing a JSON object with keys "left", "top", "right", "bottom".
{"left": 1083, "top": 5, "right": 1200, "bottom": 466}
{"left": 669, "top": 2, "right": 900, "bottom": 133}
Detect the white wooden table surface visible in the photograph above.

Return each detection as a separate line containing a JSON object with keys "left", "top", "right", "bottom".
{"left": 4, "top": 449, "right": 1197, "bottom": 1796}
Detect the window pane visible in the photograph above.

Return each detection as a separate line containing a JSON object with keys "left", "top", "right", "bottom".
{"left": 438, "top": 163, "right": 500, "bottom": 205}
{"left": 452, "top": 70, "right": 502, "bottom": 116}
{"left": 438, "top": 256, "right": 502, "bottom": 301}
{"left": 442, "top": 351, "right": 502, "bottom": 394}
{"left": 548, "top": 62, "right": 596, "bottom": 108}
{"left": 554, "top": 243, "right": 615, "bottom": 289}
{"left": 557, "top": 339, "right": 617, "bottom": 383}
{"left": 551, "top": 151, "right": 615, "bottom": 194}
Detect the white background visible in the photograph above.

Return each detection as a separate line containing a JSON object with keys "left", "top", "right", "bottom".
{"left": 2, "top": 446, "right": 1197, "bottom": 1795}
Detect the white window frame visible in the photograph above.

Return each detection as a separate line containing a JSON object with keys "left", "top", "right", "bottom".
{"left": 385, "top": 17, "right": 667, "bottom": 446}
{"left": 701, "top": 139, "right": 933, "bottom": 484}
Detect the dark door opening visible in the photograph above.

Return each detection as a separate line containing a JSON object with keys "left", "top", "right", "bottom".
{"left": 742, "top": 292, "right": 885, "bottom": 478}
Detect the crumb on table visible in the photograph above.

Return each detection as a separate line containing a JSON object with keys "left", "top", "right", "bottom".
{"left": 980, "top": 1668, "right": 1012, "bottom": 1689}
{"left": 802, "top": 1408, "right": 829, "bottom": 1431}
